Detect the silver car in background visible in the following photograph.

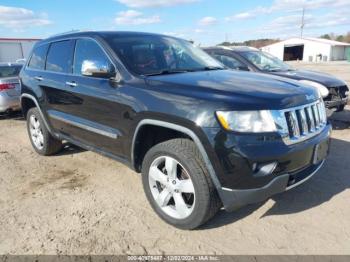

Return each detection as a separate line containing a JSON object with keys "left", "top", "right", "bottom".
{"left": 0, "top": 63, "right": 23, "bottom": 114}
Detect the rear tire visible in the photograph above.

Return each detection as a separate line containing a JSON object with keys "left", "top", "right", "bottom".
{"left": 26, "top": 107, "right": 63, "bottom": 156}
{"left": 141, "top": 138, "right": 221, "bottom": 229}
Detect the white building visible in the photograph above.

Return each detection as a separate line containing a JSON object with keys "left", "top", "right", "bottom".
{"left": 0, "top": 38, "right": 40, "bottom": 63}
{"left": 261, "top": 37, "right": 350, "bottom": 62}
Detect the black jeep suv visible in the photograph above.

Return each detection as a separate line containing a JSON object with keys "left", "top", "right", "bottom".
{"left": 20, "top": 31, "right": 331, "bottom": 229}
{"left": 204, "top": 46, "right": 349, "bottom": 113}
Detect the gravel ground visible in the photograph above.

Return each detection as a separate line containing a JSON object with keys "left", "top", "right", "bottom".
{"left": 0, "top": 63, "right": 349, "bottom": 255}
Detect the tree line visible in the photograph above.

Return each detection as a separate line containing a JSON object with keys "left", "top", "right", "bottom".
{"left": 218, "top": 39, "right": 280, "bottom": 48}
{"left": 320, "top": 32, "right": 350, "bottom": 43}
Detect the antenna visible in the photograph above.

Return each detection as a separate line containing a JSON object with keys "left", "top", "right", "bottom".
{"left": 300, "top": 7, "right": 305, "bottom": 38}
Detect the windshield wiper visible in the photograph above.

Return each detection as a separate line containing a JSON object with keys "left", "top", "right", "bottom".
{"left": 144, "top": 69, "right": 189, "bottom": 76}
{"left": 203, "top": 66, "right": 225, "bottom": 71}
{"left": 144, "top": 66, "right": 225, "bottom": 76}
{"left": 189, "top": 66, "right": 225, "bottom": 72}
{"left": 269, "top": 68, "right": 295, "bottom": 72}
{"left": 268, "top": 68, "right": 283, "bottom": 72}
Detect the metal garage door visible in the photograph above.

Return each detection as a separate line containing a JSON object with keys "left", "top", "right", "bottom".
{"left": 0, "top": 42, "right": 23, "bottom": 63}
{"left": 346, "top": 47, "right": 350, "bottom": 62}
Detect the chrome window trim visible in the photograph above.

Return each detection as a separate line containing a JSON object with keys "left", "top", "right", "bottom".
{"left": 25, "top": 36, "right": 121, "bottom": 80}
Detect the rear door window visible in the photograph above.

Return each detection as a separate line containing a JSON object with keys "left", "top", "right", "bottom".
{"left": 28, "top": 44, "right": 48, "bottom": 70}
{"left": 46, "top": 40, "right": 74, "bottom": 73}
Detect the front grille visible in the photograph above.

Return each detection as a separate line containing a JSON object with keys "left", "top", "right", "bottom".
{"left": 282, "top": 100, "right": 327, "bottom": 143}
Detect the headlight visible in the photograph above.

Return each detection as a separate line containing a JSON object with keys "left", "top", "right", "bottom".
{"left": 299, "top": 80, "right": 329, "bottom": 98}
{"left": 216, "top": 110, "right": 276, "bottom": 132}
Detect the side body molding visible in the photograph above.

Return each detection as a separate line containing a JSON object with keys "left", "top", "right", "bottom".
{"left": 20, "top": 94, "right": 56, "bottom": 136}
{"left": 131, "top": 119, "right": 222, "bottom": 190}
{"left": 47, "top": 110, "right": 121, "bottom": 139}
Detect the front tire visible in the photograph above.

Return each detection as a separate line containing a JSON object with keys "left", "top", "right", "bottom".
{"left": 141, "top": 139, "right": 221, "bottom": 229}
{"left": 26, "top": 107, "right": 63, "bottom": 156}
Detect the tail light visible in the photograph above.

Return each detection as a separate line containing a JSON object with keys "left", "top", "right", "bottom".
{"left": 0, "top": 83, "right": 16, "bottom": 91}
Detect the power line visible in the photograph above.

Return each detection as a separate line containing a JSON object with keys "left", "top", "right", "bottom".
{"left": 300, "top": 7, "right": 305, "bottom": 38}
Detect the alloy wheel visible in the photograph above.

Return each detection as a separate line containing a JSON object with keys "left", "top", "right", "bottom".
{"left": 29, "top": 115, "right": 44, "bottom": 150}
{"left": 148, "top": 156, "right": 195, "bottom": 219}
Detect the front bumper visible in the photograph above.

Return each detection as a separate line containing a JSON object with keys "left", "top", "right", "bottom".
{"left": 0, "top": 93, "right": 21, "bottom": 113}
{"left": 219, "top": 160, "right": 325, "bottom": 211}
{"left": 203, "top": 123, "right": 331, "bottom": 211}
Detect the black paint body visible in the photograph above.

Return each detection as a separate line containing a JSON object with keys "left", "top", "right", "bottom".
{"left": 20, "top": 32, "right": 331, "bottom": 210}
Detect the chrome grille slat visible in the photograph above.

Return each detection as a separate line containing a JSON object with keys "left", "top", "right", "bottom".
{"left": 312, "top": 104, "right": 320, "bottom": 128}
{"left": 317, "top": 102, "right": 326, "bottom": 124}
{"left": 306, "top": 106, "right": 316, "bottom": 131}
{"left": 290, "top": 111, "right": 300, "bottom": 137}
{"left": 297, "top": 109, "right": 308, "bottom": 135}
{"left": 276, "top": 100, "right": 327, "bottom": 145}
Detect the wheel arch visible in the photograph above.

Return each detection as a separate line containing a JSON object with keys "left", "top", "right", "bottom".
{"left": 20, "top": 94, "right": 55, "bottom": 135}
{"left": 131, "top": 119, "right": 222, "bottom": 190}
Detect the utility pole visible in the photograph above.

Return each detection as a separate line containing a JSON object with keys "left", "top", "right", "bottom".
{"left": 300, "top": 7, "right": 305, "bottom": 38}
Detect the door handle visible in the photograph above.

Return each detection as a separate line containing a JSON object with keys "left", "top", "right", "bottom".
{"left": 34, "top": 76, "right": 43, "bottom": 81}
{"left": 66, "top": 81, "right": 77, "bottom": 87}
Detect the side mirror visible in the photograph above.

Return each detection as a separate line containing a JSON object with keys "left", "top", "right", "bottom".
{"left": 81, "top": 60, "right": 115, "bottom": 78}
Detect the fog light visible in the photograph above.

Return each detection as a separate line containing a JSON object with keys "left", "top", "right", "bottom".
{"left": 253, "top": 162, "right": 278, "bottom": 177}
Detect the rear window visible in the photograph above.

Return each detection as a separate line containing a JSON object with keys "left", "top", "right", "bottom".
{"left": 46, "top": 40, "right": 74, "bottom": 73}
{"left": 28, "top": 44, "right": 48, "bottom": 70}
{"left": 0, "top": 65, "right": 22, "bottom": 78}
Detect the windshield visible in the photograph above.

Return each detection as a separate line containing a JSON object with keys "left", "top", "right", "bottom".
{"left": 241, "top": 51, "right": 292, "bottom": 72}
{"left": 0, "top": 65, "right": 22, "bottom": 78}
{"left": 103, "top": 34, "right": 224, "bottom": 76}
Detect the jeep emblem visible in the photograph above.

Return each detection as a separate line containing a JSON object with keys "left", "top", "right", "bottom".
{"left": 306, "top": 94, "right": 315, "bottom": 101}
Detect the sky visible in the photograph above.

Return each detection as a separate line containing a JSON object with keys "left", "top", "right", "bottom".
{"left": 0, "top": 0, "right": 349, "bottom": 46}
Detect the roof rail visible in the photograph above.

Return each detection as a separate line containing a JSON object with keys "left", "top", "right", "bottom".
{"left": 48, "top": 30, "right": 85, "bottom": 38}
{"left": 216, "top": 46, "right": 233, "bottom": 50}
{"left": 217, "top": 45, "right": 260, "bottom": 51}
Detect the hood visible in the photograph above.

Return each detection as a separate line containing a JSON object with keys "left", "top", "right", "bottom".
{"left": 270, "top": 69, "right": 346, "bottom": 88}
{"left": 146, "top": 70, "right": 319, "bottom": 110}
